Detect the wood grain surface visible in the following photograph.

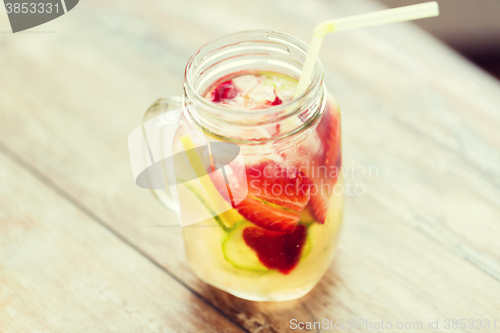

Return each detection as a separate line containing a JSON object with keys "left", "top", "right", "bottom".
{"left": 1, "top": 0, "right": 500, "bottom": 332}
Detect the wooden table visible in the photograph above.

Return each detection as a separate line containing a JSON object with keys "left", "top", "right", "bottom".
{"left": 1, "top": 0, "right": 500, "bottom": 332}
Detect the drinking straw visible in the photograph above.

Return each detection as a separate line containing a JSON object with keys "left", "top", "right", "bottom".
{"left": 295, "top": 2, "right": 439, "bottom": 97}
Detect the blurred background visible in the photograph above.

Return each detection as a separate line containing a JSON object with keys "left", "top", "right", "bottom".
{"left": 1, "top": 0, "right": 499, "bottom": 80}
{"left": 380, "top": 0, "right": 500, "bottom": 78}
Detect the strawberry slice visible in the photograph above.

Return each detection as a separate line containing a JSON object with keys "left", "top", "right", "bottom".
{"left": 243, "top": 224, "right": 307, "bottom": 274}
{"left": 309, "top": 182, "right": 330, "bottom": 224}
{"left": 235, "top": 196, "right": 299, "bottom": 233}
{"left": 246, "top": 161, "right": 311, "bottom": 212}
{"left": 316, "top": 102, "right": 341, "bottom": 178}
{"left": 271, "top": 96, "right": 282, "bottom": 105}
{"left": 212, "top": 80, "right": 238, "bottom": 102}
{"left": 309, "top": 101, "right": 342, "bottom": 224}
{"left": 209, "top": 160, "right": 311, "bottom": 233}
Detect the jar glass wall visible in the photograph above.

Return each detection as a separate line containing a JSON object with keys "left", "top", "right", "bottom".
{"left": 175, "top": 30, "right": 343, "bottom": 301}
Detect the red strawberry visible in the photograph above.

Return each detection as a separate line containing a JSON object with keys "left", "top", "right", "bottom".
{"left": 243, "top": 225, "right": 307, "bottom": 274}
{"left": 309, "top": 184, "right": 330, "bottom": 224}
{"left": 316, "top": 102, "right": 341, "bottom": 178}
{"left": 212, "top": 80, "right": 238, "bottom": 102}
{"left": 271, "top": 96, "right": 282, "bottom": 105}
{"left": 312, "top": 152, "right": 342, "bottom": 224}
{"left": 270, "top": 124, "right": 281, "bottom": 137}
{"left": 246, "top": 161, "right": 311, "bottom": 212}
{"left": 210, "top": 160, "right": 311, "bottom": 233}
{"left": 235, "top": 196, "right": 300, "bottom": 233}
{"left": 309, "top": 101, "right": 342, "bottom": 224}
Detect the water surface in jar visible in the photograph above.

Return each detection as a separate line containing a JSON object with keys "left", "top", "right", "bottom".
{"left": 203, "top": 71, "right": 298, "bottom": 110}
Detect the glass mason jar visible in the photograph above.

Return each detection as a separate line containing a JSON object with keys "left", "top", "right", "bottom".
{"left": 144, "top": 30, "right": 343, "bottom": 302}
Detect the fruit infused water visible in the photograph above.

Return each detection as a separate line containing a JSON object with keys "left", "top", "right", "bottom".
{"left": 180, "top": 71, "right": 343, "bottom": 301}
{"left": 142, "top": 5, "right": 440, "bottom": 300}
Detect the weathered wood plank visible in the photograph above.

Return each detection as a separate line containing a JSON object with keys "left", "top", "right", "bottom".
{"left": 0, "top": 153, "right": 244, "bottom": 332}
{"left": 1, "top": 0, "right": 500, "bottom": 332}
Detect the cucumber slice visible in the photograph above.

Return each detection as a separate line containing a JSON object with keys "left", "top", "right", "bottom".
{"left": 299, "top": 207, "right": 316, "bottom": 225}
{"left": 182, "top": 182, "right": 244, "bottom": 230}
{"left": 221, "top": 222, "right": 270, "bottom": 273}
{"left": 301, "top": 233, "right": 312, "bottom": 260}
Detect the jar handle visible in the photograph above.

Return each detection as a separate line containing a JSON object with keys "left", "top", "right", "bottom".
{"left": 141, "top": 96, "right": 183, "bottom": 211}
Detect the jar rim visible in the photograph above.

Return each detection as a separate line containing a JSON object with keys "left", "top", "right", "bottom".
{"left": 183, "top": 29, "right": 324, "bottom": 123}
